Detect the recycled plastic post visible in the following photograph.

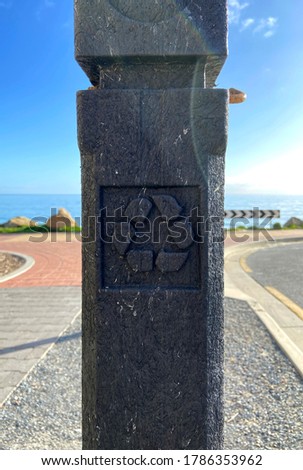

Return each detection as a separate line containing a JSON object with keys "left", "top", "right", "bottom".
{"left": 75, "top": 0, "right": 228, "bottom": 450}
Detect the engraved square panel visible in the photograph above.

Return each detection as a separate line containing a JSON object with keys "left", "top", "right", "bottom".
{"left": 100, "top": 187, "right": 203, "bottom": 290}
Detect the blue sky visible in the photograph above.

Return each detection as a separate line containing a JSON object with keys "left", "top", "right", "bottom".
{"left": 0, "top": 0, "right": 302, "bottom": 195}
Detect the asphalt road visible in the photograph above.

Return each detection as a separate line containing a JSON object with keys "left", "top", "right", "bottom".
{"left": 246, "top": 241, "right": 303, "bottom": 310}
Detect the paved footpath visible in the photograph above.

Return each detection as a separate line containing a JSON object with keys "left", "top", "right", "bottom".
{"left": 1, "top": 229, "right": 302, "bottom": 405}
{"left": 0, "top": 233, "right": 81, "bottom": 404}
{"left": 0, "top": 233, "right": 81, "bottom": 288}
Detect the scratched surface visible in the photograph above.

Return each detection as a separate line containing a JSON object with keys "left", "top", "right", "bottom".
{"left": 76, "top": 0, "right": 228, "bottom": 450}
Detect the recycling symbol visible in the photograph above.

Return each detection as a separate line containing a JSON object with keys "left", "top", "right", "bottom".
{"left": 113, "top": 195, "right": 194, "bottom": 273}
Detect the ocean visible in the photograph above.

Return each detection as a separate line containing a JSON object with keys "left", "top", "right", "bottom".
{"left": 223, "top": 194, "right": 303, "bottom": 228}
{"left": 0, "top": 194, "right": 82, "bottom": 226}
{"left": 0, "top": 193, "right": 302, "bottom": 228}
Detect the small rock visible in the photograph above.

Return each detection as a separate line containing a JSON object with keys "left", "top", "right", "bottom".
{"left": 2, "top": 216, "right": 37, "bottom": 228}
{"left": 46, "top": 208, "right": 78, "bottom": 230}
{"left": 283, "top": 217, "right": 303, "bottom": 228}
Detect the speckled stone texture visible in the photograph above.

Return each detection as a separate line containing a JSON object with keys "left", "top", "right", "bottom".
{"left": 74, "top": 0, "right": 227, "bottom": 87}
{"left": 76, "top": 0, "right": 228, "bottom": 450}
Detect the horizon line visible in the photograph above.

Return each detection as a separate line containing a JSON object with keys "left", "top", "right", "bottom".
{"left": 1, "top": 192, "right": 303, "bottom": 197}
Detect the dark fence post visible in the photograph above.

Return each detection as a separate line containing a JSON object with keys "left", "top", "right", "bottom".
{"left": 75, "top": 0, "right": 228, "bottom": 450}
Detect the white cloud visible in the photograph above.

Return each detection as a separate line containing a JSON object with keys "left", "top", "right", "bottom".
{"left": 240, "top": 18, "right": 255, "bottom": 31}
{"left": 228, "top": 0, "right": 249, "bottom": 25}
{"left": 267, "top": 17, "right": 278, "bottom": 27}
{"left": 264, "top": 30, "right": 274, "bottom": 38}
{"left": 254, "top": 17, "right": 278, "bottom": 38}
{"left": 229, "top": 2, "right": 278, "bottom": 39}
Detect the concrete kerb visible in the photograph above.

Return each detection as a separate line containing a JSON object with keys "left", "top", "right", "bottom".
{"left": 224, "top": 237, "right": 303, "bottom": 377}
{"left": 0, "top": 251, "right": 35, "bottom": 284}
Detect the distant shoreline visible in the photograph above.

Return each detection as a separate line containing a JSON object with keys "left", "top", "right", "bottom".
{"left": 0, "top": 193, "right": 303, "bottom": 228}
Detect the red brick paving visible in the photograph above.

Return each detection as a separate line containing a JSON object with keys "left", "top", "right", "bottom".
{"left": 1, "top": 230, "right": 302, "bottom": 289}
{"left": 0, "top": 233, "right": 81, "bottom": 288}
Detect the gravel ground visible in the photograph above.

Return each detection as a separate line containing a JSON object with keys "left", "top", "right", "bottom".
{"left": 0, "top": 252, "right": 25, "bottom": 277}
{"left": 0, "top": 316, "right": 82, "bottom": 450}
{"left": 0, "top": 298, "right": 302, "bottom": 450}
{"left": 224, "top": 298, "right": 302, "bottom": 450}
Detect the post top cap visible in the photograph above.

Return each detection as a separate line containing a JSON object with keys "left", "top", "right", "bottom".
{"left": 75, "top": 0, "right": 228, "bottom": 86}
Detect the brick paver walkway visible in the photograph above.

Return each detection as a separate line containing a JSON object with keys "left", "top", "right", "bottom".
{"left": 0, "top": 233, "right": 81, "bottom": 288}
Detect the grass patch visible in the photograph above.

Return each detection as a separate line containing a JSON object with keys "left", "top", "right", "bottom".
{"left": 0, "top": 225, "right": 81, "bottom": 234}
{"left": 283, "top": 224, "right": 303, "bottom": 229}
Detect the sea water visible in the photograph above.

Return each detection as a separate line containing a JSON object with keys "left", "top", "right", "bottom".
{"left": 0, "top": 193, "right": 302, "bottom": 227}
{"left": 0, "top": 194, "right": 81, "bottom": 226}
{"left": 224, "top": 194, "right": 303, "bottom": 228}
